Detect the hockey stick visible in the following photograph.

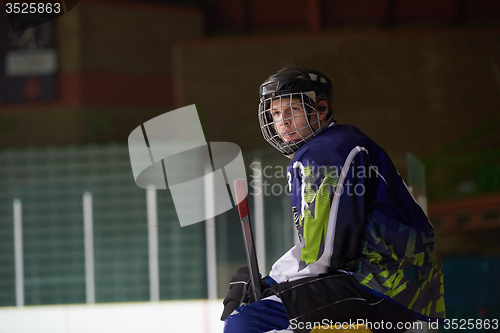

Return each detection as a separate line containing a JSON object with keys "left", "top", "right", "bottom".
{"left": 233, "top": 179, "right": 262, "bottom": 302}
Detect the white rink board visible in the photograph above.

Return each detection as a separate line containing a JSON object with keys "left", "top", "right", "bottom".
{"left": 0, "top": 299, "right": 225, "bottom": 333}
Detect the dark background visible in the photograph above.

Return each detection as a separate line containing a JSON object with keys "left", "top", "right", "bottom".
{"left": 0, "top": 0, "right": 499, "bottom": 327}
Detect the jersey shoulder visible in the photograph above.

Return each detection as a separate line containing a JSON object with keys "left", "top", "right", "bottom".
{"left": 291, "top": 124, "right": 373, "bottom": 167}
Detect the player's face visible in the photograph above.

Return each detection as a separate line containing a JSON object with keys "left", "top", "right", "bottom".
{"left": 271, "top": 98, "right": 319, "bottom": 142}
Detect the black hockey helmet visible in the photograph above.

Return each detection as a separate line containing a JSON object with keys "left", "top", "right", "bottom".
{"left": 258, "top": 66, "right": 335, "bottom": 156}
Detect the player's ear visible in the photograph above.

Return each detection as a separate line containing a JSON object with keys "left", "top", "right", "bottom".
{"left": 317, "top": 100, "right": 328, "bottom": 121}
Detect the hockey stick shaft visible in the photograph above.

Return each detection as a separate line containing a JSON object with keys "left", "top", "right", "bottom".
{"left": 234, "top": 179, "right": 262, "bottom": 302}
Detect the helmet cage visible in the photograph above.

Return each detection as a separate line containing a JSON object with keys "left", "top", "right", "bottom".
{"left": 258, "top": 92, "right": 322, "bottom": 156}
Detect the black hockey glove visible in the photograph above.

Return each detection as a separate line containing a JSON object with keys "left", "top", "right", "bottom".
{"left": 220, "top": 267, "right": 274, "bottom": 321}
{"left": 221, "top": 267, "right": 250, "bottom": 321}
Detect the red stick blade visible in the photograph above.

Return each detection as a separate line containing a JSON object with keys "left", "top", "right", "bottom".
{"left": 234, "top": 179, "right": 250, "bottom": 218}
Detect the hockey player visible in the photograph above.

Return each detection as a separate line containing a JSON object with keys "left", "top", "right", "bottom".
{"left": 222, "top": 66, "right": 445, "bottom": 332}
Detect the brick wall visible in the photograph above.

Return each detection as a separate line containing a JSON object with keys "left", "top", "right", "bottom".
{"left": 2, "top": 2, "right": 499, "bottom": 182}
{"left": 0, "top": 1, "right": 204, "bottom": 148}
{"left": 201, "top": 0, "right": 500, "bottom": 33}
{"left": 173, "top": 29, "right": 500, "bottom": 174}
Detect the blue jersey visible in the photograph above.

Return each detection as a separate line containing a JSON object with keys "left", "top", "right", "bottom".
{"left": 269, "top": 123, "right": 445, "bottom": 321}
